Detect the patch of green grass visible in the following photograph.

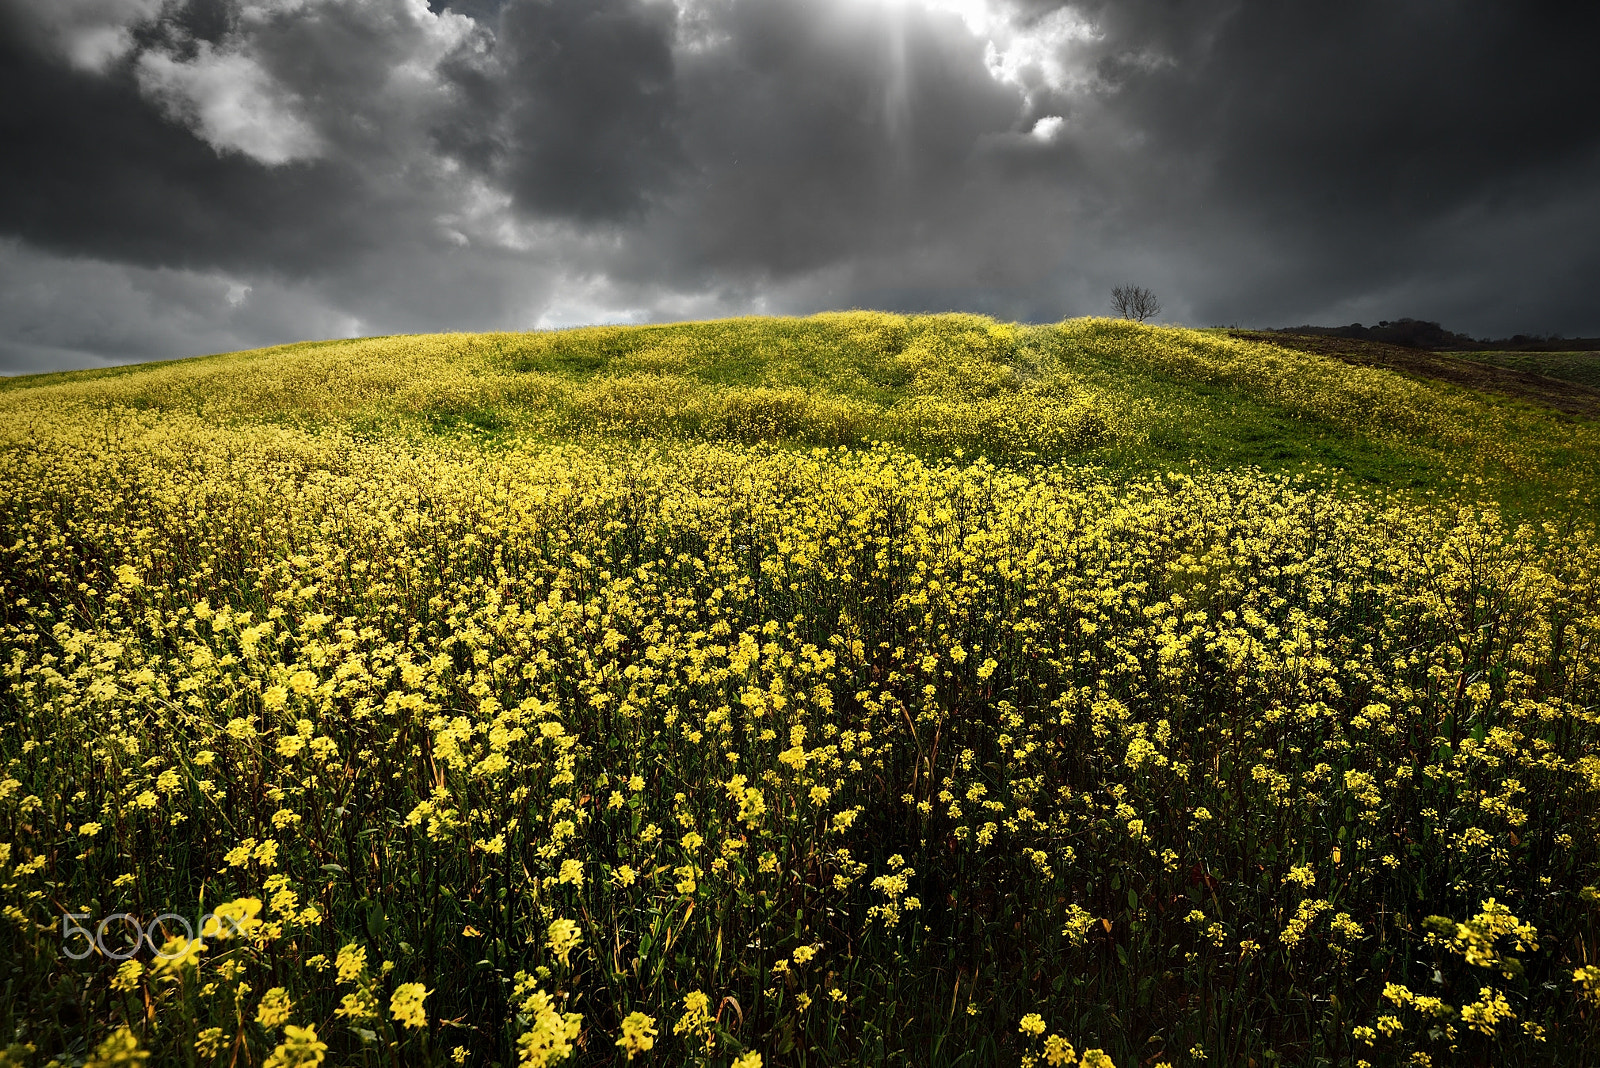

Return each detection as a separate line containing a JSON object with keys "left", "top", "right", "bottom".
{"left": 1451, "top": 349, "right": 1600, "bottom": 389}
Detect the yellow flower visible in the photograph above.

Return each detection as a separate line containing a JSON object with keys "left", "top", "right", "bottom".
{"left": 1043, "top": 1034, "right": 1076, "bottom": 1067}
{"left": 614, "top": 1011, "right": 658, "bottom": 1060}
{"left": 263, "top": 1024, "right": 328, "bottom": 1068}
{"left": 731, "top": 1053, "right": 762, "bottom": 1068}
{"left": 558, "top": 859, "right": 584, "bottom": 886}
{"left": 1284, "top": 864, "right": 1316, "bottom": 888}
{"left": 222, "top": 841, "right": 256, "bottom": 870}
{"left": 1019, "top": 1013, "right": 1047, "bottom": 1037}
{"left": 335, "top": 942, "right": 368, "bottom": 983}
{"left": 256, "top": 987, "right": 293, "bottom": 1029}
{"left": 110, "top": 959, "right": 143, "bottom": 992}
{"left": 194, "top": 1028, "right": 225, "bottom": 1059}
{"left": 335, "top": 990, "right": 380, "bottom": 1022}
{"left": 515, "top": 988, "right": 582, "bottom": 1067}
{"left": 738, "top": 786, "right": 767, "bottom": 826}
{"left": 390, "top": 982, "right": 430, "bottom": 1029}
{"left": 151, "top": 935, "right": 205, "bottom": 974}
{"left": 1575, "top": 964, "right": 1600, "bottom": 1004}
{"left": 1459, "top": 987, "right": 1515, "bottom": 1036}
{"left": 673, "top": 990, "right": 716, "bottom": 1052}
{"left": 268, "top": 886, "right": 299, "bottom": 916}
{"left": 1062, "top": 904, "right": 1096, "bottom": 945}
{"left": 85, "top": 1027, "right": 148, "bottom": 1068}
{"left": 203, "top": 897, "right": 263, "bottom": 940}
{"left": 547, "top": 918, "right": 583, "bottom": 967}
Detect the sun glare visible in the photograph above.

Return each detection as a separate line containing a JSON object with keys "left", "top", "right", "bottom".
{"left": 872, "top": 0, "right": 1102, "bottom": 96}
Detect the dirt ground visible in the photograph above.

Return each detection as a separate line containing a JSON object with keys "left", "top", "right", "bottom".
{"left": 1231, "top": 331, "right": 1600, "bottom": 419}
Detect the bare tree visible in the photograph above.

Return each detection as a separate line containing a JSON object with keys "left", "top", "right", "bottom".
{"left": 1111, "top": 284, "right": 1161, "bottom": 322}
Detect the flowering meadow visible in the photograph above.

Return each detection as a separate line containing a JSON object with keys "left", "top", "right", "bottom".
{"left": 1, "top": 314, "right": 1598, "bottom": 1067}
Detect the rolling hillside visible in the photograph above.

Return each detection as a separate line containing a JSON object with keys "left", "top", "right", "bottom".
{"left": 5, "top": 314, "right": 1599, "bottom": 513}
{"left": 2, "top": 315, "right": 1598, "bottom": 1068}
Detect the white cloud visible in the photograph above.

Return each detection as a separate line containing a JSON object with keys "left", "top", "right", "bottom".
{"left": 1029, "top": 114, "right": 1065, "bottom": 140}
{"left": 980, "top": 4, "right": 1102, "bottom": 95}
{"left": 237, "top": 0, "right": 311, "bottom": 22}
{"left": 124, "top": 0, "right": 478, "bottom": 169}
{"left": 8, "top": 0, "right": 165, "bottom": 72}
{"left": 13, "top": 0, "right": 472, "bottom": 168}
{"left": 135, "top": 42, "right": 323, "bottom": 165}
{"left": 671, "top": 0, "right": 733, "bottom": 54}
{"left": 865, "top": 1, "right": 1104, "bottom": 96}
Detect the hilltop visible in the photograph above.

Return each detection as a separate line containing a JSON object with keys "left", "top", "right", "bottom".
{"left": 3, "top": 313, "right": 1597, "bottom": 515}
{"left": 1263, "top": 317, "right": 1600, "bottom": 353}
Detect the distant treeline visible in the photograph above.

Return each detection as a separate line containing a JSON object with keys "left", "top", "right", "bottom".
{"left": 1272, "top": 318, "right": 1600, "bottom": 352}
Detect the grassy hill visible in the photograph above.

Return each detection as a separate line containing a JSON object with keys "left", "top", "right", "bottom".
{"left": 2, "top": 315, "right": 1598, "bottom": 1068}
{"left": 5, "top": 313, "right": 1599, "bottom": 514}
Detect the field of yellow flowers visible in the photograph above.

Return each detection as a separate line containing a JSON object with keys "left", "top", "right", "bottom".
{"left": 2, "top": 314, "right": 1599, "bottom": 1067}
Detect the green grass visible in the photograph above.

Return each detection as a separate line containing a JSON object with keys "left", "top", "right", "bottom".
{"left": 1448, "top": 350, "right": 1600, "bottom": 389}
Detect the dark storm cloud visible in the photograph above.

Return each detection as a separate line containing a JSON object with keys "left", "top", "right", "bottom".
{"left": 495, "top": 0, "right": 681, "bottom": 219}
{"left": 0, "top": 23, "right": 345, "bottom": 273}
{"left": 1060, "top": 0, "right": 1600, "bottom": 328}
{"left": 1, "top": 0, "right": 1598, "bottom": 372}
{"left": 653, "top": 1, "right": 1021, "bottom": 274}
{"left": 0, "top": 1, "right": 475, "bottom": 275}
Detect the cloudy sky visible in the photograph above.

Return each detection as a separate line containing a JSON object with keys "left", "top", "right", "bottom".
{"left": 2, "top": 0, "right": 1597, "bottom": 372}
